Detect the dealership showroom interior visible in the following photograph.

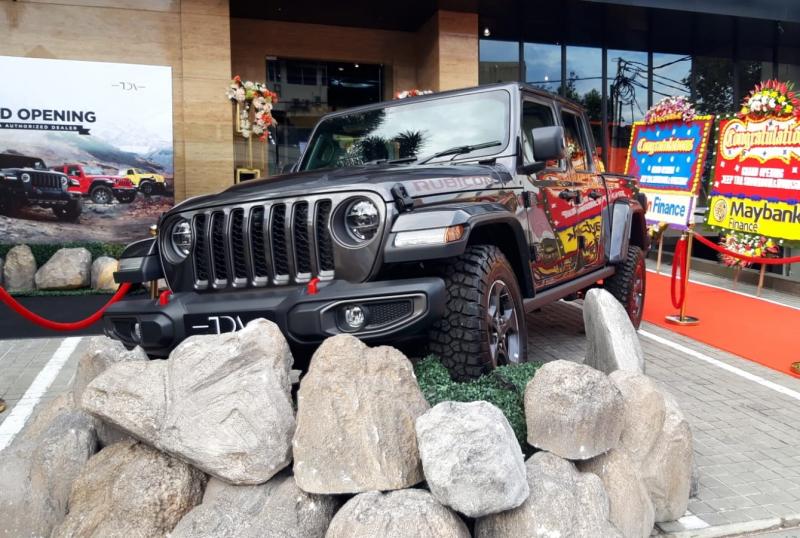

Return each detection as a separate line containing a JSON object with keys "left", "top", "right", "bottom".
{"left": 3, "top": 0, "right": 800, "bottom": 536}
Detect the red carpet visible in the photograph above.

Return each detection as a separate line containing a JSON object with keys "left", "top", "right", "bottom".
{"left": 643, "top": 271, "right": 800, "bottom": 378}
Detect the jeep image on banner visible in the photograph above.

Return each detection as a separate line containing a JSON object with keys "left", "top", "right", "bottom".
{"left": 0, "top": 56, "right": 174, "bottom": 245}
{"left": 706, "top": 115, "right": 800, "bottom": 241}
{"left": 624, "top": 116, "right": 713, "bottom": 230}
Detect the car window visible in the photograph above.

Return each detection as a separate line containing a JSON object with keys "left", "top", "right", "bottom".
{"left": 68, "top": 166, "right": 81, "bottom": 176}
{"left": 561, "top": 110, "right": 591, "bottom": 172}
{"left": 521, "top": 100, "right": 558, "bottom": 167}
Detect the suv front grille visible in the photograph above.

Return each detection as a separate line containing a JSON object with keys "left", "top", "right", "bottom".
{"left": 30, "top": 172, "right": 62, "bottom": 190}
{"left": 189, "top": 198, "right": 337, "bottom": 290}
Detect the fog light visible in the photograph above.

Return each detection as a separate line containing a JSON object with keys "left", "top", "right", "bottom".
{"left": 132, "top": 322, "right": 142, "bottom": 343}
{"left": 340, "top": 305, "right": 367, "bottom": 331}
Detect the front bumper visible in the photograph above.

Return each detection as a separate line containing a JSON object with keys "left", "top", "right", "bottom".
{"left": 103, "top": 277, "right": 447, "bottom": 356}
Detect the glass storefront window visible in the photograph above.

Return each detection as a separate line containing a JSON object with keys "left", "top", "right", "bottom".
{"left": 523, "top": 42, "right": 561, "bottom": 93}
{"left": 691, "top": 57, "right": 734, "bottom": 115}
{"left": 566, "top": 46, "right": 603, "bottom": 157}
{"left": 607, "top": 49, "right": 648, "bottom": 172}
{"left": 479, "top": 40, "right": 520, "bottom": 84}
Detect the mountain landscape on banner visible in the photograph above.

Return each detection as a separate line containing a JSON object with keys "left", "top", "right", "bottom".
{"left": 0, "top": 130, "right": 172, "bottom": 175}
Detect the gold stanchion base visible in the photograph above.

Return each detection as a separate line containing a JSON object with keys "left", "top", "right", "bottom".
{"left": 665, "top": 314, "right": 700, "bottom": 326}
{"left": 791, "top": 362, "right": 800, "bottom": 376}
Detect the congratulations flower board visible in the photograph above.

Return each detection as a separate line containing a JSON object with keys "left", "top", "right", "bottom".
{"left": 706, "top": 80, "right": 800, "bottom": 241}
{"left": 624, "top": 96, "right": 713, "bottom": 229}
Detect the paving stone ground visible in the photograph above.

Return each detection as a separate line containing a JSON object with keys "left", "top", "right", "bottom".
{"left": 1, "top": 266, "right": 800, "bottom": 537}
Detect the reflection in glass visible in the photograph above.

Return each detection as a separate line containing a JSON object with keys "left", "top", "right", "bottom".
{"left": 479, "top": 40, "right": 520, "bottom": 84}
{"left": 524, "top": 43, "right": 561, "bottom": 93}
{"left": 691, "top": 57, "right": 734, "bottom": 115}
{"left": 607, "top": 49, "right": 648, "bottom": 172}
{"left": 300, "top": 90, "right": 511, "bottom": 171}
{"left": 566, "top": 46, "right": 603, "bottom": 158}
{"left": 652, "top": 53, "right": 691, "bottom": 99}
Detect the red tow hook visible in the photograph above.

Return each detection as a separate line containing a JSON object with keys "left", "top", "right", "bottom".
{"left": 306, "top": 277, "right": 320, "bottom": 295}
{"left": 158, "top": 289, "right": 173, "bottom": 306}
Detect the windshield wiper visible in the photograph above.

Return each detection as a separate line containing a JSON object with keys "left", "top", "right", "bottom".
{"left": 362, "top": 157, "right": 418, "bottom": 166}
{"left": 416, "top": 140, "right": 502, "bottom": 165}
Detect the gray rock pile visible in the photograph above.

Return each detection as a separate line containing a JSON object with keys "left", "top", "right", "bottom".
{"left": 2, "top": 302, "right": 694, "bottom": 538}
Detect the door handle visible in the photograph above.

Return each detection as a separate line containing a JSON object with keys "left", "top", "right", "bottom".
{"left": 588, "top": 190, "right": 603, "bottom": 200}
{"left": 558, "top": 189, "right": 581, "bottom": 203}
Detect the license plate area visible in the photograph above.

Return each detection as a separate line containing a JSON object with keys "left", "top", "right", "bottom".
{"left": 184, "top": 312, "right": 273, "bottom": 336}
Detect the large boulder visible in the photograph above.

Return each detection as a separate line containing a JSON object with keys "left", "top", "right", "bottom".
{"left": 610, "top": 371, "right": 693, "bottom": 522}
{"left": 583, "top": 288, "right": 645, "bottom": 374}
{"left": 0, "top": 395, "right": 97, "bottom": 538}
{"left": 52, "top": 440, "right": 206, "bottom": 537}
{"left": 81, "top": 319, "right": 295, "bottom": 484}
{"left": 475, "top": 451, "right": 622, "bottom": 538}
{"left": 90, "top": 256, "right": 119, "bottom": 292}
{"left": 73, "top": 336, "right": 148, "bottom": 447}
{"left": 641, "top": 392, "right": 693, "bottom": 522}
{"left": 609, "top": 370, "right": 666, "bottom": 462}
{"left": 293, "top": 335, "right": 429, "bottom": 494}
{"left": 416, "top": 401, "right": 529, "bottom": 517}
{"left": 525, "top": 359, "right": 624, "bottom": 460}
{"left": 326, "top": 489, "right": 470, "bottom": 538}
{"left": 35, "top": 247, "right": 92, "bottom": 290}
{"left": 3, "top": 244, "right": 36, "bottom": 291}
{"left": 171, "top": 473, "right": 339, "bottom": 538}
{"left": 578, "top": 448, "right": 655, "bottom": 538}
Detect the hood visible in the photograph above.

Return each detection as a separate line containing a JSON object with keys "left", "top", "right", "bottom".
{"left": 171, "top": 163, "right": 513, "bottom": 214}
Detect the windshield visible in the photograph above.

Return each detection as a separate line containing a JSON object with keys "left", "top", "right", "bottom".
{"left": 84, "top": 166, "right": 105, "bottom": 175}
{"left": 300, "top": 89, "right": 511, "bottom": 171}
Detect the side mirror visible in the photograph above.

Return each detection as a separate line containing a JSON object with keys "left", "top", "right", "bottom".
{"left": 518, "top": 126, "right": 565, "bottom": 175}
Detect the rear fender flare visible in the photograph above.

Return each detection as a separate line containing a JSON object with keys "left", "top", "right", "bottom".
{"left": 606, "top": 197, "right": 648, "bottom": 264}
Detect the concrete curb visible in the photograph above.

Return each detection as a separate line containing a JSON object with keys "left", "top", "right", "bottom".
{"left": 657, "top": 513, "right": 800, "bottom": 537}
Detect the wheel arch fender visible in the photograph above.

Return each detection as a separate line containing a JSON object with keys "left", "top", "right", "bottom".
{"left": 384, "top": 205, "right": 534, "bottom": 297}
{"left": 606, "top": 196, "right": 649, "bottom": 264}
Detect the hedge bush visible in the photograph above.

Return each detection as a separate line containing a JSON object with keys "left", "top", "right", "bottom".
{"left": 0, "top": 242, "right": 126, "bottom": 266}
{"left": 414, "top": 356, "right": 540, "bottom": 447}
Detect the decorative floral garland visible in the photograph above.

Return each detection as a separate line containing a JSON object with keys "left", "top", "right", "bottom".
{"left": 395, "top": 89, "right": 434, "bottom": 99}
{"left": 226, "top": 75, "right": 279, "bottom": 141}
{"left": 739, "top": 79, "right": 799, "bottom": 120}
{"left": 719, "top": 231, "right": 779, "bottom": 268}
{"left": 644, "top": 95, "right": 696, "bottom": 124}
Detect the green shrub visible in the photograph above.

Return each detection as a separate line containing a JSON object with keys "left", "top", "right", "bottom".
{"left": 414, "top": 356, "right": 540, "bottom": 447}
{"left": 0, "top": 242, "right": 126, "bottom": 266}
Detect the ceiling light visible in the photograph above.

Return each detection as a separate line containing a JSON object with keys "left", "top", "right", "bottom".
{"left": 483, "top": 27, "right": 491, "bottom": 37}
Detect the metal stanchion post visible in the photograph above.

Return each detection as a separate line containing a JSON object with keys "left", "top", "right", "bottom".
{"left": 149, "top": 224, "right": 159, "bottom": 300}
{"left": 656, "top": 233, "right": 664, "bottom": 274}
{"left": 666, "top": 226, "right": 700, "bottom": 326}
{"left": 757, "top": 264, "right": 767, "bottom": 297}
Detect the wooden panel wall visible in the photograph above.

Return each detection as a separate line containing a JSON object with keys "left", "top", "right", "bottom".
{"left": 0, "top": 0, "right": 234, "bottom": 201}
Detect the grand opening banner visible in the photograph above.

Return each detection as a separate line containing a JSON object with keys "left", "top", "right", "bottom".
{"left": 0, "top": 56, "right": 173, "bottom": 245}
{"left": 706, "top": 116, "right": 800, "bottom": 241}
{"left": 624, "top": 116, "right": 713, "bottom": 229}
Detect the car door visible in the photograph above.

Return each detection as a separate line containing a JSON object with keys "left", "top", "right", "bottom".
{"left": 519, "top": 96, "right": 582, "bottom": 289}
{"left": 559, "top": 107, "right": 607, "bottom": 273}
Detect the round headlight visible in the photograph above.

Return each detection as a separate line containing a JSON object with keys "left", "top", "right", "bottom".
{"left": 21, "top": 173, "right": 30, "bottom": 183}
{"left": 344, "top": 199, "right": 379, "bottom": 242}
{"left": 170, "top": 219, "right": 193, "bottom": 258}
{"left": 60, "top": 176, "right": 69, "bottom": 188}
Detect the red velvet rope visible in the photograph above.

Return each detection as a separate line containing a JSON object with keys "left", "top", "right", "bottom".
{"left": 670, "top": 236, "right": 688, "bottom": 310}
{"left": 0, "top": 283, "right": 132, "bottom": 331}
{"left": 694, "top": 233, "right": 800, "bottom": 265}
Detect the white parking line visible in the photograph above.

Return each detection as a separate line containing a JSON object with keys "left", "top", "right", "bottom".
{"left": 0, "top": 337, "right": 82, "bottom": 451}
{"left": 563, "top": 300, "right": 800, "bottom": 402}
{"left": 638, "top": 329, "right": 800, "bottom": 402}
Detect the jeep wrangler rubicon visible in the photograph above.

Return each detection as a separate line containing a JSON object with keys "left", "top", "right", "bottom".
{"left": 0, "top": 153, "right": 83, "bottom": 222}
{"left": 104, "top": 83, "right": 648, "bottom": 380}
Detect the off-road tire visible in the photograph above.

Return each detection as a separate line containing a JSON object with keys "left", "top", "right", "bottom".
{"left": 140, "top": 181, "right": 155, "bottom": 196}
{"left": 90, "top": 185, "right": 113, "bottom": 204}
{"left": 604, "top": 245, "right": 646, "bottom": 329}
{"left": 53, "top": 200, "right": 82, "bottom": 222}
{"left": 428, "top": 245, "right": 527, "bottom": 381}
